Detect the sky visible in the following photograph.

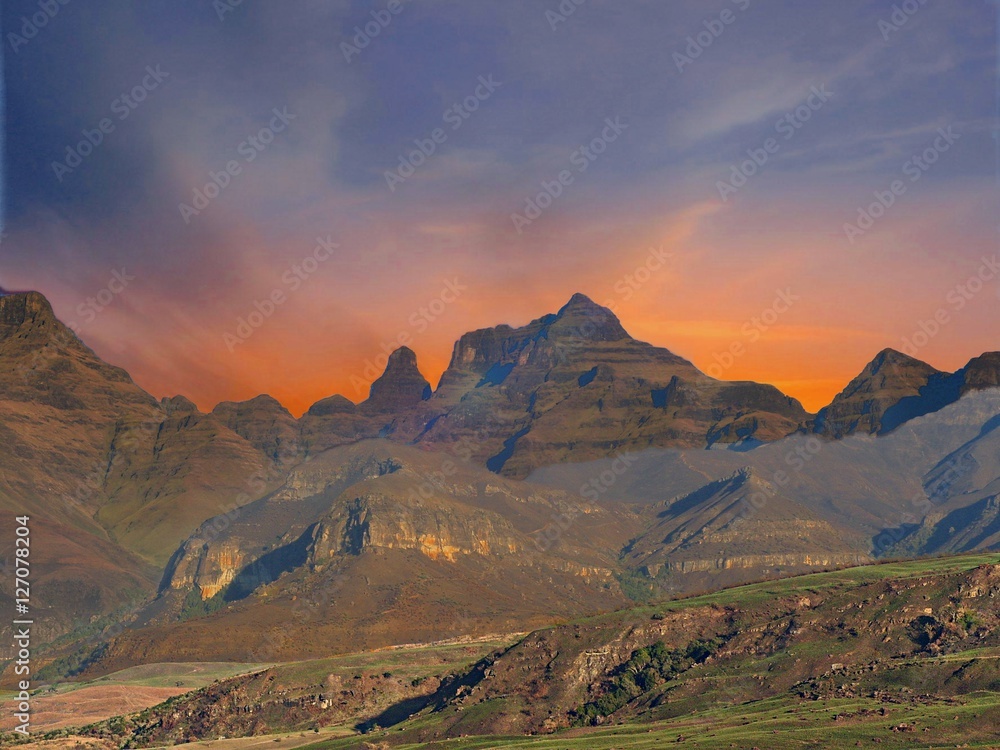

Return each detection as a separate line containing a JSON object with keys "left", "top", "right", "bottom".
{"left": 1, "top": 0, "right": 998, "bottom": 415}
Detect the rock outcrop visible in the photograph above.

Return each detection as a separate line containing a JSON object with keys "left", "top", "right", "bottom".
{"left": 814, "top": 348, "right": 1000, "bottom": 438}
{"left": 386, "top": 294, "right": 809, "bottom": 477}
{"left": 212, "top": 394, "right": 300, "bottom": 465}
{"left": 361, "top": 347, "right": 431, "bottom": 413}
{"left": 813, "top": 349, "right": 943, "bottom": 438}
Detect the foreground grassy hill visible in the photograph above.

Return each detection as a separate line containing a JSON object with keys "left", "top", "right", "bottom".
{"left": 11, "top": 552, "right": 1000, "bottom": 749}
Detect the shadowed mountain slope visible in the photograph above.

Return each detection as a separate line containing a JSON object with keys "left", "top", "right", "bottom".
{"left": 379, "top": 294, "right": 810, "bottom": 477}
{"left": 815, "top": 349, "right": 1000, "bottom": 438}
{"left": 0, "top": 293, "right": 286, "bottom": 644}
{"left": 79, "top": 440, "right": 642, "bottom": 672}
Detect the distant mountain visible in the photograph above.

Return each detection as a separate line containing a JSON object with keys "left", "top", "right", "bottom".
{"left": 383, "top": 293, "right": 810, "bottom": 477}
{"left": 814, "top": 349, "right": 1000, "bottom": 438}
{"left": 211, "top": 394, "right": 300, "bottom": 466}
{"left": 812, "top": 348, "right": 943, "bottom": 437}
{"left": 620, "top": 466, "right": 870, "bottom": 593}
{"left": 884, "top": 411, "right": 1000, "bottom": 557}
{"left": 532, "top": 389, "right": 1000, "bottom": 592}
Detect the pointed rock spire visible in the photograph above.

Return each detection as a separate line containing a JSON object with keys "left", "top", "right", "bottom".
{"left": 363, "top": 347, "right": 432, "bottom": 412}
{"left": 550, "top": 293, "right": 629, "bottom": 342}
{"left": 814, "top": 348, "right": 942, "bottom": 437}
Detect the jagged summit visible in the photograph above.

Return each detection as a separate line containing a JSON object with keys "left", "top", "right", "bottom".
{"left": 813, "top": 348, "right": 942, "bottom": 438}
{"left": 549, "top": 292, "right": 630, "bottom": 342}
{"left": 556, "top": 292, "right": 618, "bottom": 317}
{"left": 868, "top": 347, "right": 933, "bottom": 374}
{"left": 447, "top": 294, "right": 636, "bottom": 375}
{"left": 960, "top": 352, "right": 1000, "bottom": 394}
{"left": 363, "top": 346, "right": 432, "bottom": 412}
{"left": 0, "top": 290, "right": 59, "bottom": 331}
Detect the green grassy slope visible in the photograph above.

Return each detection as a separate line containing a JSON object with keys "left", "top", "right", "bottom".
{"left": 18, "top": 553, "right": 1000, "bottom": 750}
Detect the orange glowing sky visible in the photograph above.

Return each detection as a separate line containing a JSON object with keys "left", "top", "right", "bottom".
{"left": 3, "top": 2, "right": 997, "bottom": 416}
{"left": 11, "top": 189, "right": 997, "bottom": 418}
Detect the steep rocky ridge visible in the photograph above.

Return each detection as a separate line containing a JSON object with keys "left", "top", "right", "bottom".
{"left": 815, "top": 349, "right": 1000, "bottom": 438}
{"left": 380, "top": 294, "right": 809, "bottom": 477}
{"left": 73, "top": 555, "right": 1000, "bottom": 747}
{"left": 0, "top": 293, "right": 295, "bottom": 646}
{"left": 813, "top": 348, "right": 943, "bottom": 437}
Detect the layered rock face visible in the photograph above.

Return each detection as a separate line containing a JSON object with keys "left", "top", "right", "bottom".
{"left": 299, "top": 394, "right": 380, "bottom": 456}
{"left": 162, "top": 494, "right": 533, "bottom": 601}
{"left": 361, "top": 346, "right": 431, "bottom": 413}
{"left": 309, "top": 496, "right": 524, "bottom": 561}
{"left": 159, "top": 440, "right": 632, "bottom": 606}
{"left": 814, "top": 348, "right": 1000, "bottom": 438}
{"left": 813, "top": 349, "right": 943, "bottom": 437}
{"left": 621, "top": 468, "right": 872, "bottom": 593}
{"left": 384, "top": 294, "right": 809, "bottom": 477}
{"left": 77, "top": 440, "right": 642, "bottom": 665}
{"left": 959, "top": 352, "right": 1000, "bottom": 394}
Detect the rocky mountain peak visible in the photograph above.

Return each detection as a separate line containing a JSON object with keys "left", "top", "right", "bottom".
{"left": 211, "top": 394, "right": 299, "bottom": 464}
{"left": 363, "top": 346, "right": 432, "bottom": 412}
{"left": 549, "top": 293, "right": 629, "bottom": 342}
{"left": 0, "top": 290, "right": 65, "bottom": 343}
{"left": 813, "top": 349, "right": 942, "bottom": 438}
{"left": 868, "top": 348, "right": 937, "bottom": 378}
{"left": 161, "top": 395, "right": 200, "bottom": 415}
{"left": 960, "top": 352, "right": 1000, "bottom": 394}
{"left": 213, "top": 394, "right": 292, "bottom": 417}
{"left": 306, "top": 394, "right": 358, "bottom": 417}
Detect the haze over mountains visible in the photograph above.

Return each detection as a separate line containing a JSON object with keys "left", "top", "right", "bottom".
{"left": 1, "top": 289, "right": 999, "bottom": 674}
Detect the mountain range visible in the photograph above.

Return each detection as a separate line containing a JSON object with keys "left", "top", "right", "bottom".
{"left": 1, "top": 289, "right": 998, "bottom": 678}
